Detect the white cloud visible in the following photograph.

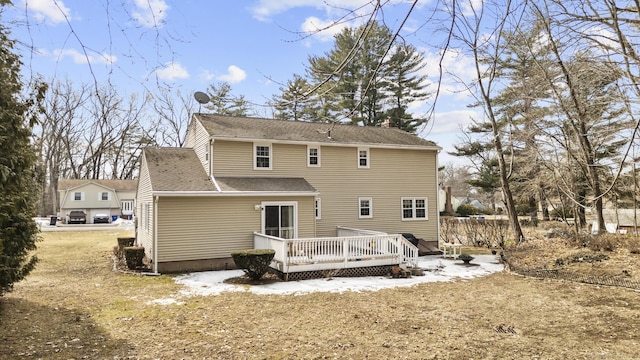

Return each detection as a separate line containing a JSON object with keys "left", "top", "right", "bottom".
{"left": 301, "top": 16, "right": 347, "bottom": 42}
{"left": 423, "top": 48, "right": 479, "bottom": 100}
{"left": 132, "top": 0, "right": 169, "bottom": 28}
{"left": 217, "top": 65, "right": 247, "bottom": 84}
{"left": 26, "top": 0, "right": 70, "bottom": 24}
{"left": 156, "top": 62, "right": 189, "bottom": 80}
{"left": 52, "top": 48, "right": 116, "bottom": 65}
{"left": 250, "top": 0, "right": 368, "bottom": 21}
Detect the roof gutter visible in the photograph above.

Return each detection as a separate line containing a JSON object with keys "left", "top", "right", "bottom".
{"left": 209, "top": 135, "right": 442, "bottom": 151}
{"left": 151, "top": 190, "right": 320, "bottom": 197}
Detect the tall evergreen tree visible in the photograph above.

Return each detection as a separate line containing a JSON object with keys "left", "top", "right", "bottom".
{"left": 272, "top": 75, "right": 318, "bottom": 121}
{"left": 383, "top": 43, "right": 430, "bottom": 133}
{"left": 0, "top": 2, "right": 46, "bottom": 296}
{"left": 205, "top": 82, "right": 253, "bottom": 116}
{"left": 305, "top": 21, "right": 429, "bottom": 127}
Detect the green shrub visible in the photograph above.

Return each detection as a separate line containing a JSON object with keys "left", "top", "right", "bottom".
{"left": 124, "top": 246, "right": 145, "bottom": 270}
{"left": 456, "top": 204, "right": 478, "bottom": 217}
{"left": 230, "top": 249, "right": 276, "bottom": 280}
{"left": 117, "top": 237, "right": 135, "bottom": 257}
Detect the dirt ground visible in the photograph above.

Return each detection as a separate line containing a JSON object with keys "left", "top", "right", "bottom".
{"left": 1, "top": 229, "right": 639, "bottom": 359}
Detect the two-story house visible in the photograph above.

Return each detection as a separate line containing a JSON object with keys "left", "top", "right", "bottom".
{"left": 58, "top": 179, "right": 137, "bottom": 224}
{"left": 136, "top": 114, "right": 441, "bottom": 273}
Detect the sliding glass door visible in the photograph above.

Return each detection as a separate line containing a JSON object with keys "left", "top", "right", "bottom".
{"left": 263, "top": 202, "right": 297, "bottom": 239}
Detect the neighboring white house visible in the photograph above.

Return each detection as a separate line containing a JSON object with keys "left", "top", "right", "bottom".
{"left": 58, "top": 179, "right": 137, "bottom": 223}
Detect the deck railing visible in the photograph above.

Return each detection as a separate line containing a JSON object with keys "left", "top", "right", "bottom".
{"left": 253, "top": 229, "right": 418, "bottom": 274}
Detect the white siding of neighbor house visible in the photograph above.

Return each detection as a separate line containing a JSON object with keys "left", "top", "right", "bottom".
{"left": 210, "top": 140, "right": 439, "bottom": 241}
{"left": 136, "top": 155, "right": 154, "bottom": 260}
{"left": 155, "top": 195, "right": 315, "bottom": 262}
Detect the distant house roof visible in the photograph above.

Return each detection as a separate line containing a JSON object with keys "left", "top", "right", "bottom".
{"left": 144, "top": 147, "right": 216, "bottom": 192}
{"left": 195, "top": 114, "right": 440, "bottom": 149}
{"left": 58, "top": 179, "right": 138, "bottom": 192}
{"left": 143, "top": 148, "right": 317, "bottom": 194}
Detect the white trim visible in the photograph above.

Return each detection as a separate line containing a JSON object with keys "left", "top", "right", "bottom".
{"left": 307, "top": 145, "right": 321, "bottom": 167}
{"left": 401, "top": 197, "right": 428, "bottom": 221}
{"left": 253, "top": 142, "right": 272, "bottom": 170}
{"left": 315, "top": 197, "right": 321, "bottom": 219}
{"left": 357, "top": 147, "right": 370, "bottom": 169}
{"left": 209, "top": 135, "right": 442, "bottom": 151}
{"left": 358, "top": 197, "right": 373, "bottom": 219}
{"left": 152, "top": 190, "right": 319, "bottom": 197}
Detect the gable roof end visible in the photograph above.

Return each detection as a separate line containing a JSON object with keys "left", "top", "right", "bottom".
{"left": 143, "top": 147, "right": 216, "bottom": 192}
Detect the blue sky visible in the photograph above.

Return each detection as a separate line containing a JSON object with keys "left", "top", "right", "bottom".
{"left": 6, "top": 0, "right": 480, "bottom": 166}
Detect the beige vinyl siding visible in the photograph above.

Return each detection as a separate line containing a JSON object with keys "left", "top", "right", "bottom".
{"left": 184, "top": 119, "right": 210, "bottom": 174}
{"left": 136, "top": 156, "right": 154, "bottom": 258}
{"left": 211, "top": 140, "right": 438, "bottom": 241}
{"left": 156, "top": 195, "right": 315, "bottom": 262}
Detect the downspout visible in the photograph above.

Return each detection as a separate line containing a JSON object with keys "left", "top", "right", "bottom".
{"left": 435, "top": 150, "right": 441, "bottom": 249}
{"left": 153, "top": 195, "right": 159, "bottom": 274}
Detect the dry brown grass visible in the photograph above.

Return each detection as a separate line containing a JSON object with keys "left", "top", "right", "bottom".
{"left": 1, "top": 229, "right": 639, "bottom": 359}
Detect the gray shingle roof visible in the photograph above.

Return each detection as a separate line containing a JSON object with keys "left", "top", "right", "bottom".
{"left": 58, "top": 179, "right": 138, "bottom": 191}
{"left": 216, "top": 177, "right": 317, "bottom": 193}
{"left": 143, "top": 148, "right": 317, "bottom": 194}
{"left": 195, "top": 114, "right": 439, "bottom": 148}
{"left": 144, "top": 147, "right": 216, "bottom": 191}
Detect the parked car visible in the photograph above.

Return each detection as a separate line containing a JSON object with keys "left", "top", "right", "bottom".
{"left": 68, "top": 210, "right": 87, "bottom": 224}
{"left": 93, "top": 213, "right": 111, "bottom": 224}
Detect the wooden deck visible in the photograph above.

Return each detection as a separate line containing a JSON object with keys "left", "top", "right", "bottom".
{"left": 253, "top": 227, "right": 419, "bottom": 280}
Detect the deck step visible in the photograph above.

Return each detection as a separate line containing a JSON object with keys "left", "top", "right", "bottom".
{"left": 417, "top": 240, "right": 442, "bottom": 256}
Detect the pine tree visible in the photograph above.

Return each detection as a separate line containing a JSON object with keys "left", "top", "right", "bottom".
{"left": 302, "top": 22, "right": 431, "bottom": 128}
{"left": 0, "top": 8, "right": 46, "bottom": 296}
{"left": 383, "top": 43, "right": 430, "bottom": 133}
{"left": 272, "top": 75, "right": 319, "bottom": 121}
{"left": 205, "top": 82, "right": 253, "bottom": 116}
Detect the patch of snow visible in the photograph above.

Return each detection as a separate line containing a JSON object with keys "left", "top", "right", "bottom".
{"left": 148, "top": 298, "right": 185, "bottom": 306}
{"left": 173, "top": 255, "right": 503, "bottom": 297}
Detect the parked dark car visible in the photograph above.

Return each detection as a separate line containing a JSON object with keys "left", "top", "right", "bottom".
{"left": 93, "top": 213, "right": 111, "bottom": 224}
{"left": 68, "top": 210, "right": 87, "bottom": 224}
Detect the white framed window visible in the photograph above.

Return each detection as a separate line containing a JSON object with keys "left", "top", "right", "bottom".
{"left": 359, "top": 197, "right": 373, "bottom": 219}
{"left": 73, "top": 192, "right": 84, "bottom": 201}
{"left": 99, "top": 192, "right": 110, "bottom": 201}
{"left": 358, "top": 147, "right": 370, "bottom": 168}
{"left": 315, "top": 198, "right": 321, "bottom": 219}
{"left": 254, "top": 143, "right": 272, "bottom": 170}
{"left": 307, "top": 145, "right": 321, "bottom": 167}
{"left": 402, "top": 197, "right": 428, "bottom": 220}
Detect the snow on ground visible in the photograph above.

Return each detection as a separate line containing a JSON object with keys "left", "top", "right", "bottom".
{"left": 171, "top": 255, "right": 503, "bottom": 298}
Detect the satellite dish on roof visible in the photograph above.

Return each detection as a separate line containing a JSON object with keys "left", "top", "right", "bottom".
{"left": 194, "top": 91, "right": 210, "bottom": 104}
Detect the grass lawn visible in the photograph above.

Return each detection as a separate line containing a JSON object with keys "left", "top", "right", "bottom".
{"left": 1, "top": 230, "right": 639, "bottom": 359}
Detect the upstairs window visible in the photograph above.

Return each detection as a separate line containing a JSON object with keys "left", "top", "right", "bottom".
{"left": 254, "top": 144, "right": 272, "bottom": 170}
{"left": 358, "top": 147, "right": 370, "bottom": 168}
{"left": 74, "top": 192, "right": 83, "bottom": 201}
{"left": 359, "top": 197, "right": 373, "bottom": 219}
{"left": 308, "top": 146, "right": 320, "bottom": 167}
{"left": 100, "top": 192, "right": 109, "bottom": 201}
{"left": 402, "top": 197, "right": 428, "bottom": 220}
